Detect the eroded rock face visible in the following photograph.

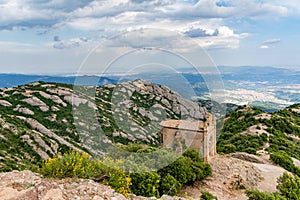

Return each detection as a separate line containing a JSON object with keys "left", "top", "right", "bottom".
{"left": 230, "top": 152, "right": 265, "bottom": 164}
{"left": 0, "top": 170, "right": 187, "bottom": 200}
{"left": 39, "top": 91, "right": 67, "bottom": 107}
{"left": 0, "top": 100, "right": 12, "bottom": 107}
{"left": 22, "top": 97, "right": 49, "bottom": 112}
{"left": 16, "top": 116, "right": 82, "bottom": 156}
{"left": 14, "top": 105, "right": 34, "bottom": 115}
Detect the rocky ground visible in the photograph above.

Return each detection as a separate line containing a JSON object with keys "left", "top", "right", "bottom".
{"left": 0, "top": 170, "right": 186, "bottom": 200}
{"left": 179, "top": 153, "right": 287, "bottom": 200}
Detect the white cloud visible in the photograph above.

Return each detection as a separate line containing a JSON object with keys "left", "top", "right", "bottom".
{"left": 260, "top": 38, "right": 281, "bottom": 49}
{"left": 52, "top": 37, "right": 90, "bottom": 49}
{"left": 0, "top": 0, "right": 294, "bottom": 30}
{"left": 262, "top": 38, "right": 281, "bottom": 45}
{"left": 181, "top": 24, "right": 249, "bottom": 49}
{"left": 260, "top": 45, "right": 269, "bottom": 49}
{"left": 161, "top": 0, "right": 289, "bottom": 20}
{"left": 0, "top": 0, "right": 293, "bottom": 51}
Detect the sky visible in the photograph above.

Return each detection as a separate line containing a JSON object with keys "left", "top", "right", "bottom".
{"left": 0, "top": 0, "right": 300, "bottom": 74}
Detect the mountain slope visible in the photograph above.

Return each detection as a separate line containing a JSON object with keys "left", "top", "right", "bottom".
{"left": 217, "top": 104, "right": 300, "bottom": 160}
{"left": 0, "top": 80, "right": 207, "bottom": 171}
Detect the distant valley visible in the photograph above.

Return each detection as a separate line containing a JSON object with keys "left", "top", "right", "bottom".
{"left": 0, "top": 66, "right": 299, "bottom": 112}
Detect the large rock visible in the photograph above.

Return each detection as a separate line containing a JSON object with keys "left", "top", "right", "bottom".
{"left": 22, "top": 97, "right": 49, "bottom": 112}
{"left": 0, "top": 100, "right": 12, "bottom": 107}
{"left": 230, "top": 152, "right": 266, "bottom": 164}
{"left": 39, "top": 91, "right": 67, "bottom": 107}
{"left": 0, "top": 170, "right": 187, "bottom": 200}
{"left": 14, "top": 105, "right": 34, "bottom": 115}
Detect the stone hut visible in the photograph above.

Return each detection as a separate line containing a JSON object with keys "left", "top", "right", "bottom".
{"left": 160, "top": 113, "right": 217, "bottom": 162}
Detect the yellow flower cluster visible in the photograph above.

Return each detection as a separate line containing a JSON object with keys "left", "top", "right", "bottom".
{"left": 41, "top": 151, "right": 97, "bottom": 179}
{"left": 40, "top": 151, "right": 132, "bottom": 197}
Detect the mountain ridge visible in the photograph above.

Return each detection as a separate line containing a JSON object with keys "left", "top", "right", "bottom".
{"left": 0, "top": 80, "right": 207, "bottom": 171}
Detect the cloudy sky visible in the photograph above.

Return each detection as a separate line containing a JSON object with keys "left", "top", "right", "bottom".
{"left": 0, "top": 0, "right": 300, "bottom": 74}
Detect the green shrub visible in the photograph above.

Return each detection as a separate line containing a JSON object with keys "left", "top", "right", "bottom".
{"left": 159, "top": 156, "right": 196, "bottom": 185}
{"left": 277, "top": 173, "right": 300, "bottom": 200}
{"left": 40, "top": 148, "right": 212, "bottom": 198}
{"left": 270, "top": 151, "right": 294, "bottom": 172}
{"left": 183, "top": 148, "right": 203, "bottom": 162}
{"left": 200, "top": 191, "right": 218, "bottom": 200}
{"left": 159, "top": 173, "right": 181, "bottom": 196}
{"left": 130, "top": 171, "right": 161, "bottom": 197}
{"left": 245, "top": 190, "right": 286, "bottom": 200}
{"left": 158, "top": 149, "right": 211, "bottom": 196}
{"left": 40, "top": 151, "right": 132, "bottom": 197}
{"left": 40, "top": 151, "right": 101, "bottom": 179}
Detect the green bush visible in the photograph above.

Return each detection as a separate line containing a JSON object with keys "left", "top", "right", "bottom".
{"left": 277, "top": 173, "right": 300, "bottom": 200}
{"left": 183, "top": 148, "right": 203, "bottom": 162}
{"left": 200, "top": 191, "right": 218, "bottom": 200}
{"left": 158, "top": 149, "right": 211, "bottom": 195}
{"left": 130, "top": 171, "right": 161, "bottom": 197}
{"left": 245, "top": 190, "right": 286, "bottom": 200}
{"left": 159, "top": 156, "right": 195, "bottom": 185}
{"left": 40, "top": 151, "right": 132, "bottom": 196}
{"left": 270, "top": 151, "right": 294, "bottom": 172}
{"left": 40, "top": 148, "right": 212, "bottom": 198}
{"left": 159, "top": 173, "right": 181, "bottom": 196}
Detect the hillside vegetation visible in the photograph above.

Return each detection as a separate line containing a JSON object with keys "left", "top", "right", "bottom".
{"left": 0, "top": 80, "right": 206, "bottom": 172}
{"left": 217, "top": 104, "right": 300, "bottom": 159}
{"left": 217, "top": 103, "right": 300, "bottom": 199}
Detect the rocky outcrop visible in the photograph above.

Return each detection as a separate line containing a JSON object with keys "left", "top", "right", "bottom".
{"left": 14, "top": 105, "right": 34, "bottom": 115}
{"left": 0, "top": 100, "right": 12, "bottom": 107}
{"left": 17, "top": 116, "right": 81, "bottom": 154}
{"left": 22, "top": 97, "right": 49, "bottom": 112}
{"left": 230, "top": 152, "right": 265, "bottom": 164}
{"left": 39, "top": 91, "right": 67, "bottom": 107}
{"left": 0, "top": 170, "right": 186, "bottom": 200}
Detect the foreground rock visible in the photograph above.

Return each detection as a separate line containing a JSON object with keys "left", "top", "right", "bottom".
{"left": 0, "top": 170, "right": 186, "bottom": 200}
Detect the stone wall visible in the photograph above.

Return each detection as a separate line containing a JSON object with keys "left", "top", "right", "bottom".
{"left": 160, "top": 114, "right": 216, "bottom": 162}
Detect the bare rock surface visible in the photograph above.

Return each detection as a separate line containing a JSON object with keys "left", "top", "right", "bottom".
{"left": 180, "top": 154, "right": 287, "bottom": 200}
{"left": 0, "top": 170, "right": 186, "bottom": 200}
{"left": 17, "top": 117, "right": 81, "bottom": 154}
{"left": 292, "top": 157, "right": 300, "bottom": 167}
{"left": 39, "top": 91, "right": 67, "bottom": 107}
{"left": 0, "top": 100, "right": 12, "bottom": 107}
{"left": 22, "top": 97, "right": 49, "bottom": 112}
{"left": 14, "top": 105, "right": 34, "bottom": 115}
{"left": 230, "top": 152, "right": 265, "bottom": 164}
